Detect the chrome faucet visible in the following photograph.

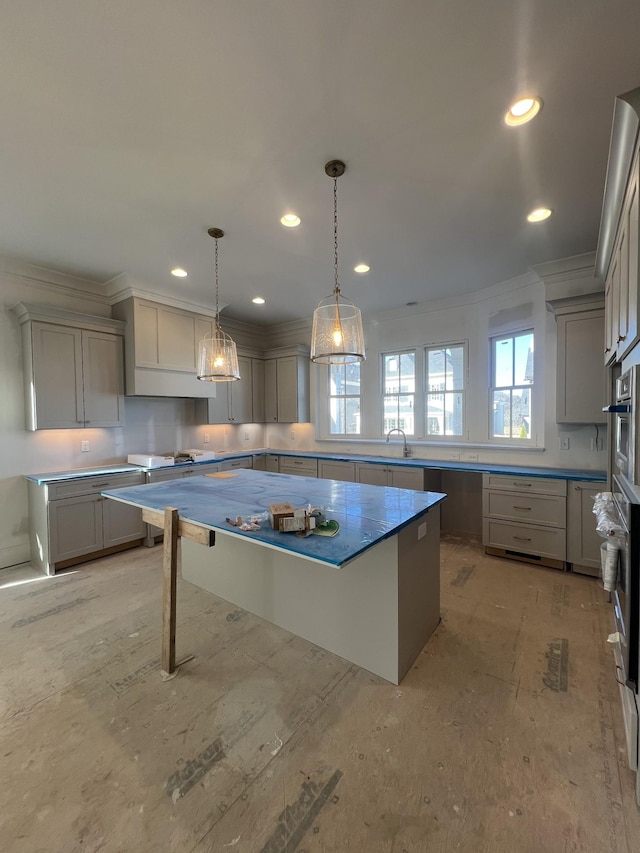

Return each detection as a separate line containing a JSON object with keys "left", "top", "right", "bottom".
{"left": 386, "top": 427, "right": 411, "bottom": 457}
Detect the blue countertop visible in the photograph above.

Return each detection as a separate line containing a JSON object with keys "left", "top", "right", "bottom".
{"left": 24, "top": 449, "right": 607, "bottom": 485}
{"left": 272, "top": 450, "right": 607, "bottom": 482}
{"left": 102, "top": 469, "right": 447, "bottom": 569}
{"left": 24, "top": 464, "right": 145, "bottom": 484}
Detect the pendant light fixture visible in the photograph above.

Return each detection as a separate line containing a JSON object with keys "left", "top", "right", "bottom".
{"left": 196, "top": 228, "right": 241, "bottom": 382}
{"left": 310, "top": 160, "right": 365, "bottom": 364}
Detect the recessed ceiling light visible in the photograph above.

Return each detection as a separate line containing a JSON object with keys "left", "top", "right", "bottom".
{"left": 171, "top": 268, "right": 188, "bottom": 277}
{"left": 280, "top": 213, "right": 301, "bottom": 227}
{"left": 252, "top": 297, "right": 266, "bottom": 304}
{"left": 504, "top": 97, "right": 542, "bottom": 126}
{"left": 354, "top": 263, "right": 370, "bottom": 273}
{"left": 527, "top": 207, "right": 553, "bottom": 222}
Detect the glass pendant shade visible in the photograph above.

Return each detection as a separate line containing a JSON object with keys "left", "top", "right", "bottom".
{"left": 197, "top": 325, "right": 240, "bottom": 381}
{"left": 310, "top": 289, "right": 365, "bottom": 364}
{"left": 196, "top": 226, "right": 241, "bottom": 382}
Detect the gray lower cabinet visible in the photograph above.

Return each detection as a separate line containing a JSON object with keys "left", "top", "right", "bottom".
{"left": 218, "top": 458, "right": 253, "bottom": 471}
{"left": 482, "top": 473, "right": 567, "bottom": 568}
{"left": 28, "top": 471, "right": 145, "bottom": 575}
{"left": 317, "top": 460, "right": 356, "bottom": 482}
{"left": 567, "top": 480, "right": 603, "bottom": 576}
{"left": 264, "top": 454, "right": 280, "bottom": 472}
{"left": 278, "top": 456, "right": 318, "bottom": 477}
{"left": 356, "top": 463, "right": 425, "bottom": 490}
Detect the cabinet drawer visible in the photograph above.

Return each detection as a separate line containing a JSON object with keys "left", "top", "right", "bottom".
{"left": 279, "top": 456, "right": 318, "bottom": 477}
{"left": 482, "top": 519, "right": 566, "bottom": 561}
{"left": 48, "top": 471, "right": 144, "bottom": 500}
{"left": 482, "top": 474, "right": 566, "bottom": 496}
{"left": 219, "top": 458, "right": 253, "bottom": 471}
{"left": 482, "top": 491, "right": 566, "bottom": 527}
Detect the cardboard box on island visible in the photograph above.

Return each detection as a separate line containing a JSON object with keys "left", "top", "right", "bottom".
{"left": 268, "top": 502, "right": 316, "bottom": 534}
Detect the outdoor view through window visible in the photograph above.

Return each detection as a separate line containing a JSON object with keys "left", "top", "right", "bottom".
{"left": 491, "top": 331, "right": 534, "bottom": 439}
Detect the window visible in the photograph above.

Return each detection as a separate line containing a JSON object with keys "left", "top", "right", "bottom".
{"left": 382, "top": 351, "right": 415, "bottom": 435}
{"left": 491, "top": 330, "right": 534, "bottom": 440}
{"left": 329, "top": 362, "right": 361, "bottom": 434}
{"left": 425, "top": 344, "right": 465, "bottom": 436}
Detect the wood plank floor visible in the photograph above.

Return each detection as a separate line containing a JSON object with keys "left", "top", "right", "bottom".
{"left": 1, "top": 534, "right": 639, "bottom": 852}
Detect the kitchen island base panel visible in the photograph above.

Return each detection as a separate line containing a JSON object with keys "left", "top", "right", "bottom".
{"left": 181, "top": 508, "right": 441, "bottom": 685}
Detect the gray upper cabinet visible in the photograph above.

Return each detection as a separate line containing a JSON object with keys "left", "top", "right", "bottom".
{"left": 263, "top": 346, "right": 310, "bottom": 423}
{"left": 197, "top": 355, "right": 262, "bottom": 424}
{"left": 595, "top": 88, "right": 640, "bottom": 365}
{"left": 552, "top": 297, "right": 607, "bottom": 423}
{"left": 112, "top": 296, "right": 215, "bottom": 398}
{"left": 12, "top": 304, "right": 125, "bottom": 430}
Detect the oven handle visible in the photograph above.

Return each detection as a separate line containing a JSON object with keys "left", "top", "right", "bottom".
{"left": 602, "top": 404, "right": 631, "bottom": 412}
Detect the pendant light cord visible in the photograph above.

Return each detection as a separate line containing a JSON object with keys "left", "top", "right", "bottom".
{"left": 214, "top": 236, "right": 220, "bottom": 329}
{"left": 333, "top": 176, "right": 340, "bottom": 296}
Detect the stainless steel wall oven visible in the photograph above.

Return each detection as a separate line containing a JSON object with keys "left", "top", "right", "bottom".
{"left": 610, "top": 474, "right": 640, "bottom": 775}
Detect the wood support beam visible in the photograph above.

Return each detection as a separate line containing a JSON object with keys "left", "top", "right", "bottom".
{"left": 155, "top": 506, "right": 215, "bottom": 680}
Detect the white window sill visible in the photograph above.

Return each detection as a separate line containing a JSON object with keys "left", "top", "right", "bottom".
{"left": 315, "top": 437, "right": 545, "bottom": 452}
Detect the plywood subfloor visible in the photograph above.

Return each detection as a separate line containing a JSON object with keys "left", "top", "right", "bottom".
{"left": 1, "top": 534, "right": 639, "bottom": 852}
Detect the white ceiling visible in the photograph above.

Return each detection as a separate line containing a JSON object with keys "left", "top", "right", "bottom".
{"left": 2, "top": 1, "right": 640, "bottom": 324}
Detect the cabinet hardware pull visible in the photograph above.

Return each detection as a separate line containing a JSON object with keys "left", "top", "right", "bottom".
{"left": 617, "top": 335, "right": 627, "bottom": 343}
{"left": 605, "top": 347, "right": 611, "bottom": 353}
{"left": 516, "top": 482, "right": 532, "bottom": 487}
{"left": 512, "top": 506, "right": 531, "bottom": 510}
{"left": 513, "top": 535, "right": 532, "bottom": 542}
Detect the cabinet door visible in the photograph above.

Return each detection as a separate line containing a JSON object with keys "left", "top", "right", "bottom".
{"left": 604, "top": 273, "right": 615, "bottom": 365}
{"left": 82, "top": 331, "right": 125, "bottom": 427}
{"left": 264, "top": 359, "right": 278, "bottom": 422}
{"left": 556, "top": 311, "right": 606, "bottom": 423}
{"left": 389, "top": 467, "right": 424, "bottom": 490}
{"left": 205, "top": 386, "right": 230, "bottom": 424}
{"left": 252, "top": 359, "right": 265, "bottom": 423}
{"left": 621, "top": 168, "right": 639, "bottom": 359}
{"left": 265, "top": 454, "right": 280, "bottom": 472}
{"left": 356, "top": 463, "right": 389, "bottom": 486}
{"left": 229, "top": 356, "right": 253, "bottom": 423}
{"left": 49, "top": 494, "right": 103, "bottom": 562}
{"left": 102, "top": 497, "right": 145, "bottom": 547}
{"left": 567, "top": 481, "right": 602, "bottom": 574}
{"left": 30, "top": 322, "right": 84, "bottom": 429}
{"left": 318, "top": 460, "right": 356, "bottom": 482}
{"left": 276, "top": 356, "right": 299, "bottom": 423}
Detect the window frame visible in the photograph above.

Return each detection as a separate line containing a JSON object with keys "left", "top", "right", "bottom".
{"left": 424, "top": 341, "right": 466, "bottom": 440}
{"left": 381, "top": 349, "right": 417, "bottom": 437}
{"left": 489, "top": 328, "right": 535, "bottom": 444}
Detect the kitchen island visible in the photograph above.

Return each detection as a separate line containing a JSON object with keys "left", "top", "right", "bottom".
{"left": 103, "top": 469, "right": 446, "bottom": 684}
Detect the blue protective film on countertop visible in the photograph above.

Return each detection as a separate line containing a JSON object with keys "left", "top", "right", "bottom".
{"left": 102, "top": 469, "right": 447, "bottom": 568}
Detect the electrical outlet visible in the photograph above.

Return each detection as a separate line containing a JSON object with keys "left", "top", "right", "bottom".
{"left": 448, "top": 451, "right": 460, "bottom": 461}
{"left": 81, "top": 440, "right": 90, "bottom": 452}
{"left": 559, "top": 437, "right": 570, "bottom": 450}
{"left": 244, "top": 430, "right": 250, "bottom": 440}
{"left": 290, "top": 429, "right": 296, "bottom": 439}
{"left": 203, "top": 433, "right": 210, "bottom": 444}
{"left": 418, "top": 521, "right": 427, "bottom": 540}
{"left": 465, "top": 452, "right": 479, "bottom": 462}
